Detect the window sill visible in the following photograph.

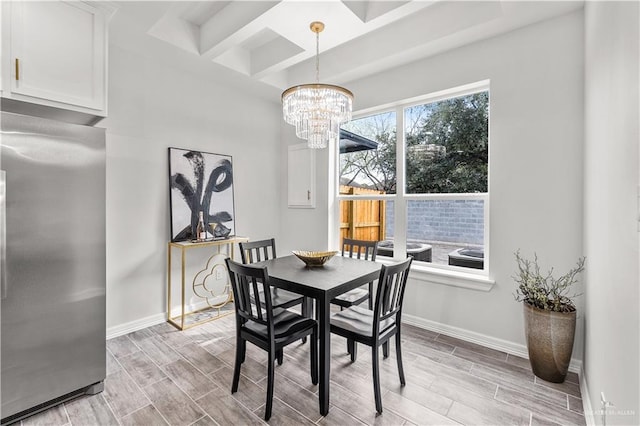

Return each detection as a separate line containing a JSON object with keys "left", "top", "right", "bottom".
{"left": 377, "top": 257, "right": 495, "bottom": 291}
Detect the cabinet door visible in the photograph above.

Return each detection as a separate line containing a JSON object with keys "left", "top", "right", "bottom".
{"left": 288, "top": 144, "right": 316, "bottom": 208}
{"left": 10, "top": 1, "right": 106, "bottom": 113}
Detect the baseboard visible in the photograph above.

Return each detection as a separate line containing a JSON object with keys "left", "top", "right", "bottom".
{"left": 402, "top": 313, "right": 582, "bottom": 373}
{"left": 106, "top": 312, "right": 167, "bottom": 339}
{"left": 580, "top": 366, "right": 596, "bottom": 426}
{"left": 106, "top": 299, "right": 225, "bottom": 339}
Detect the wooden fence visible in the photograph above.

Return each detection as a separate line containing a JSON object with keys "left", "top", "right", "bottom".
{"left": 339, "top": 185, "right": 386, "bottom": 243}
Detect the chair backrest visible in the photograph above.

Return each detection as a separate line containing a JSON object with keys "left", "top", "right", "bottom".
{"left": 372, "top": 257, "right": 412, "bottom": 336}
{"left": 225, "top": 258, "right": 275, "bottom": 335}
{"left": 342, "top": 238, "right": 378, "bottom": 261}
{"left": 239, "top": 238, "right": 277, "bottom": 264}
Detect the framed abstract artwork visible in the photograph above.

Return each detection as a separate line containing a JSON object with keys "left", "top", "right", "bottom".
{"left": 168, "top": 147, "right": 236, "bottom": 242}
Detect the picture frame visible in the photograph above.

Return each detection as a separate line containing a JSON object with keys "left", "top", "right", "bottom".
{"left": 168, "top": 147, "right": 236, "bottom": 242}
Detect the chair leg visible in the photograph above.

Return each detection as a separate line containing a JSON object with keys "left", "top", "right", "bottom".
{"left": 395, "top": 331, "right": 406, "bottom": 386}
{"left": 310, "top": 328, "right": 318, "bottom": 385}
{"left": 372, "top": 346, "right": 383, "bottom": 414}
{"left": 231, "top": 337, "right": 243, "bottom": 393}
{"left": 301, "top": 297, "right": 309, "bottom": 317}
{"left": 276, "top": 349, "right": 283, "bottom": 366}
{"left": 240, "top": 340, "right": 246, "bottom": 363}
{"left": 348, "top": 339, "right": 358, "bottom": 362}
{"left": 301, "top": 298, "right": 310, "bottom": 344}
{"left": 383, "top": 341, "right": 389, "bottom": 359}
{"left": 265, "top": 350, "right": 275, "bottom": 420}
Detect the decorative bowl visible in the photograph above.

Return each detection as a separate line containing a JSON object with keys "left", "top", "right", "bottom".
{"left": 292, "top": 250, "right": 338, "bottom": 267}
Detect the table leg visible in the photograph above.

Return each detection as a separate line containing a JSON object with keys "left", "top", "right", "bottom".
{"left": 318, "top": 294, "right": 330, "bottom": 415}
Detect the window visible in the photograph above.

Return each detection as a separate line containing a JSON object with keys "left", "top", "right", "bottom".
{"left": 337, "top": 83, "right": 489, "bottom": 274}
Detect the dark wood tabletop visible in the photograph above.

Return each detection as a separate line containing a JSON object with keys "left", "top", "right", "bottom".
{"left": 258, "top": 254, "right": 381, "bottom": 299}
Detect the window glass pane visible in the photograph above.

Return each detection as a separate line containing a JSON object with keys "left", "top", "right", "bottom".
{"left": 405, "top": 92, "right": 488, "bottom": 194}
{"left": 340, "top": 111, "right": 397, "bottom": 194}
{"left": 339, "top": 198, "right": 392, "bottom": 245}
{"left": 406, "top": 199, "right": 484, "bottom": 269}
{"left": 335, "top": 85, "right": 489, "bottom": 274}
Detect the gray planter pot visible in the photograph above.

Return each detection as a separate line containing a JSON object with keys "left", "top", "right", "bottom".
{"left": 523, "top": 302, "right": 576, "bottom": 383}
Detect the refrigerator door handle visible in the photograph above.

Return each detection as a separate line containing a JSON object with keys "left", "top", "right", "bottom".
{"left": 1, "top": 169, "right": 6, "bottom": 300}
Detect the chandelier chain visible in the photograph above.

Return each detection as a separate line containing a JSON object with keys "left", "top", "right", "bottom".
{"left": 315, "top": 30, "right": 320, "bottom": 83}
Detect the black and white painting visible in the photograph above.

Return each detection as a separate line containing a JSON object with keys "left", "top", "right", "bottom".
{"left": 169, "top": 148, "right": 235, "bottom": 242}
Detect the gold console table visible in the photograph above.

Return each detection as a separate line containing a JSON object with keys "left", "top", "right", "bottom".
{"left": 167, "top": 236, "right": 248, "bottom": 330}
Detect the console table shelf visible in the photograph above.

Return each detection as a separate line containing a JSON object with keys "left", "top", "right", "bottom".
{"left": 167, "top": 236, "right": 248, "bottom": 330}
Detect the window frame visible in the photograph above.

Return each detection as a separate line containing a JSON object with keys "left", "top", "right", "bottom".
{"left": 333, "top": 81, "right": 494, "bottom": 290}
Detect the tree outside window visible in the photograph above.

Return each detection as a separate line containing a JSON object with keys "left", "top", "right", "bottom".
{"left": 406, "top": 92, "right": 488, "bottom": 194}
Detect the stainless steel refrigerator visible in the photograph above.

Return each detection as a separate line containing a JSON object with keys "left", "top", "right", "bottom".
{"left": 0, "top": 111, "right": 106, "bottom": 424}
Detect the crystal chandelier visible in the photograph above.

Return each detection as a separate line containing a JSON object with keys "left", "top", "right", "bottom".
{"left": 282, "top": 21, "right": 353, "bottom": 149}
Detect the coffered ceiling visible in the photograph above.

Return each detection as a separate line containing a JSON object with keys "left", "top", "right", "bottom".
{"left": 112, "top": 1, "right": 582, "bottom": 98}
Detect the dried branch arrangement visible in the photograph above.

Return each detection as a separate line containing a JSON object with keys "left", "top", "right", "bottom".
{"left": 513, "top": 250, "right": 585, "bottom": 313}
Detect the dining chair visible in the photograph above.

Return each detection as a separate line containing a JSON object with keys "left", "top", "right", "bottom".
{"left": 330, "top": 257, "right": 412, "bottom": 414}
{"left": 225, "top": 258, "right": 318, "bottom": 421}
{"left": 331, "top": 238, "right": 378, "bottom": 310}
{"left": 239, "top": 238, "right": 310, "bottom": 347}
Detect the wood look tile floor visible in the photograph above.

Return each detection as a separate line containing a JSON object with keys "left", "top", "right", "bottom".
{"left": 18, "top": 311, "right": 585, "bottom": 426}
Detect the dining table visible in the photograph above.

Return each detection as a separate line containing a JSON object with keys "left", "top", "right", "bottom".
{"left": 255, "top": 254, "right": 382, "bottom": 416}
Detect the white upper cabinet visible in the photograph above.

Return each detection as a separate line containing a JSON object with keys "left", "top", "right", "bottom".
{"left": 2, "top": 1, "right": 113, "bottom": 117}
{"left": 288, "top": 144, "right": 316, "bottom": 209}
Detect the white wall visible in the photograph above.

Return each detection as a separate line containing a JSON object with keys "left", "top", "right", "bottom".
{"left": 279, "top": 125, "right": 333, "bottom": 254}
{"left": 282, "top": 11, "right": 586, "bottom": 358}
{"left": 103, "top": 28, "right": 283, "bottom": 332}
{"left": 583, "top": 2, "right": 639, "bottom": 424}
